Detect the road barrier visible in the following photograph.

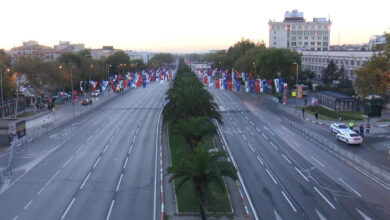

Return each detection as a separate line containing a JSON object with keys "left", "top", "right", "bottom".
{"left": 281, "top": 117, "right": 390, "bottom": 188}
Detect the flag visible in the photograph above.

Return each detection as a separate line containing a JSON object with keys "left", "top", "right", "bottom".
{"left": 254, "top": 80, "right": 259, "bottom": 93}
{"left": 250, "top": 80, "right": 254, "bottom": 93}
{"left": 274, "top": 79, "right": 280, "bottom": 93}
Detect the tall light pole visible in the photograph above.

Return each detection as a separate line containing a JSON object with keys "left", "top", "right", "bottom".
{"left": 293, "top": 61, "right": 299, "bottom": 112}
{"left": 69, "top": 65, "right": 75, "bottom": 118}
{"left": 89, "top": 64, "right": 93, "bottom": 93}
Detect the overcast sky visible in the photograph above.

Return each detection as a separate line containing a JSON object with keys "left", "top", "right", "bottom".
{"left": 1, "top": 0, "right": 389, "bottom": 52}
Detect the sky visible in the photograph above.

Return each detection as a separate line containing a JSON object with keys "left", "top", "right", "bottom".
{"left": 1, "top": 0, "right": 389, "bottom": 53}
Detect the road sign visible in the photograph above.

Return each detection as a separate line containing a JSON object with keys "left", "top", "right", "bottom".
{"left": 16, "top": 120, "right": 26, "bottom": 139}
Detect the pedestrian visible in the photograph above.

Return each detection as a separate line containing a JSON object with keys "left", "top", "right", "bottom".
{"left": 359, "top": 124, "right": 364, "bottom": 137}
{"left": 366, "top": 123, "right": 370, "bottom": 134}
{"left": 339, "top": 115, "right": 344, "bottom": 122}
{"left": 304, "top": 98, "right": 307, "bottom": 106}
{"left": 302, "top": 107, "right": 305, "bottom": 118}
{"left": 315, "top": 110, "right": 319, "bottom": 120}
{"left": 349, "top": 121, "right": 354, "bottom": 130}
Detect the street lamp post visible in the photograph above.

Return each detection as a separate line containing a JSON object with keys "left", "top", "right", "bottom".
{"left": 293, "top": 61, "right": 299, "bottom": 112}
{"left": 70, "top": 65, "right": 75, "bottom": 118}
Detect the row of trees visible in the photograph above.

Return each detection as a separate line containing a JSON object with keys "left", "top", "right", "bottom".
{"left": 354, "top": 33, "right": 390, "bottom": 98}
{"left": 164, "top": 60, "right": 237, "bottom": 219}
{"left": 201, "top": 38, "right": 308, "bottom": 87}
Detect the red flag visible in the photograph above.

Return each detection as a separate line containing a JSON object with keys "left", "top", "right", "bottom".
{"left": 215, "top": 78, "right": 220, "bottom": 89}
{"left": 227, "top": 80, "right": 232, "bottom": 91}
{"left": 203, "top": 75, "right": 207, "bottom": 85}
{"left": 72, "top": 90, "right": 78, "bottom": 103}
{"left": 254, "top": 80, "right": 259, "bottom": 93}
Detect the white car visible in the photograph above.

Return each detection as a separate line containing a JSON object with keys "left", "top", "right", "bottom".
{"left": 330, "top": 123, "right": 349, "bottom": 134}
{"left": 91, "top": 91, "right": 100, "bottom": 97}
{"left": 336, "top": 130, "right": 363, "bottom": 145}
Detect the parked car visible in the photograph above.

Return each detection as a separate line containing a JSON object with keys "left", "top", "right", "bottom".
{"left": 330, "top": 123, "right": 349, "bottom": 134}
{"left": 53, "top": 96, "right": 64, "bottom": 104}
{"left": 81, "top": 98, "right": 92, "bottom": 105}
{"left": 91, "top": 91, "right": 100, "bottom": 97}
{"left": 58, "top": 92, "right": 71, "bottom": 100}
{"left": 336, "top": 130, "right": 363, "bottom": 145}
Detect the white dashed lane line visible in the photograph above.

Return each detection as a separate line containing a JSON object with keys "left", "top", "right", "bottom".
{"left": 266, "top": 169, "right": 278, "bottom": 184}
{"left": 261, "top": 133, "right": 268, "bottom": 141}
{"left": 294, "top": 167, "right": 309, "bottom": 182}
{"left": 339, "top": 178, "right": 362, "bottom": 197}
{"left": 282, "top": 154, "right": 292, "bottom": 164}
{"left": 311, "top": 156, "right": 325, "bottom": 168}
{"left": 61, "top": 198, "right": 76, "bottom": 220}
{"left": 106, "top": 200, "right": 115, "bottom": 220}
{"left": 255, "top": 127, "right": 261, "bottom": 133}
{"left": 62, "top": 156, "right": 74, "bottom": 168}
{"left": 116, "top": 174, "right": 124, "bottom": 192}
{"left": 314, "top": 186, "right": 336, "bottom": 210}
{"left": 281, "top": 191, "right": 297, "bottom": 212}
{"left": 23, "top": 200, "right": 33, "bottom": 210}
{"left": 93, "top": 157, "right": 101, "bottom": 169}
{"left": 257, "top": 156, "right": 264, "bottom": 165}
{"left": 248, "top": 143, "right": 255, "bottom": 152}
{"left": 356, "top": 208, "right": 372, "bottom": 220}
{"left": 80, "top": 172, "right": 91, "bottom": 190}
{"left": 270, "top": 142, "right": 278, "bottom": 150}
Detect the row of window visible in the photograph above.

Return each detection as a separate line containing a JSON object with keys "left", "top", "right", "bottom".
{"left": 302, "top": 57, "right": 367, "bottom": 66}
{"left": 290, "top": 36, "right": 329, "bottom": 41}
{"left": 271, "top": 24, "right": 328, "bottom": 30}
{"left": 304, "top": 65, "right": 355, "bottom": 76}
{"left": 290, "top": 30, "right": 329, "bottom": 35}
{"left": 291, "top": 42, "right": 328, "bottom": 46}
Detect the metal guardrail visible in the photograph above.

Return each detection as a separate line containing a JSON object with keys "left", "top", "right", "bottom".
{"left": 281, "top": 117, "right": 390, "bottom": 187}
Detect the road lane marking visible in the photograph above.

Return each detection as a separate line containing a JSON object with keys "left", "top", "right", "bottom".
{"left": 132, "top": 135, "right": 136, "bottom": 143}
{"left": 282, "top": 154, "right": 292, "bottom": 164}
{"left": 356, "top": 208, "right": 372, "bottom": 220}
{"left": 266, "top": 169, "right": 277, "bottom": 184}
{"left": 109, "top": 136, "right": 114, "bottom": 143}
{"left": 76, "top": 144, "right": 86, "bottom": 153}
{"left": 93, "top": 157, "right": 101, "bottom": 169}
{"left": 86, "top": 135, "right": 93, "bottom": 143}
{"left": 62, "top": 156, "right": 74, "bottom": 168}
{"left": 103, "top": 144, "right": 109, "bottom": 153}
{"left": 24, "top": 200, "right": 33, "bottom": 210}
{"left": 128, "top": 145, "right": 133, "bottom": 155}
{"left": 270, "top": 142, "right": 278, "bottom": 150}
{"left": 315, "top": 209, "right": 327, "bottom": 220}
{"left": 274, "top": 210, "right": 282, "bottom": 220}
{"left": 38, "top": 169, "right": 62, "bottom": 194}
{"left": 295, "top": 167, "right": 309, "bottom": 182}
{"left": 250, "top": 121, "right": 255, "bottom": 126}
{"left": 281, "top": 191, "right": 297, "bottom": 212}
{"left": 106, "top": 200, "right": 115, "bottom": 220}
{"left": 116, "top": 174, "right": 123, "bottom": 192}
{"left": 255, "top": 127, "right": 261, "bottom": 133}
{"left": 248, "top": 143, "right": 255, "bottom": 152}
{"left": 261, "top": 133, "right": 268, "bottom": 141}
{"left": 311, "top": 156, "right": 325, "bottom": 168}
{"left": 61, "top": 198, "right": 75, "bottom": 220}
{"left": 339, "top": 178, "right": 362, "bottom": 197}
{"left": 242, "top": 134, "right": 247, "bottom": 141}
{"left": 314, "top": 186, "right": 336, "bottom": 210}
{"left": 123, "top": 157, "right": 129, "bottom": 169}
{"left": 12, "top": 216, "right": 18, "bottom": 220}
{"left": 256, "top": 156, "right": 264, "bottom": 165}
{"left": 282, "top": 126, "right": 295, "bottom": 136}
{"left": 80, "top": 173, "right": 91, "bottom": 190}
{"left": 264, "top": 126, "right": 275, "bottom": 136}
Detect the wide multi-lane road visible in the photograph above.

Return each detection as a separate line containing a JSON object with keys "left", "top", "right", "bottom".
{"left": 209, "top": 88, "right": 390, "bottom": 220}
{"left": 0, "top": 82, "right": 167, "bottom": 220}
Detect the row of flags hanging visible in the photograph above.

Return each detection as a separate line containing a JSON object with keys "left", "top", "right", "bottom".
{"left": 198, "top": 68, "right": 288, "bottom": 93}
{"left": 79, "top": 68, "right": 173, "bottom": 92}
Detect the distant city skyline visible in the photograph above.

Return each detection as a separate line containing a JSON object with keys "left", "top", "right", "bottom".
{"left": 1, "top": 0, "right": 389, "bottom": 53}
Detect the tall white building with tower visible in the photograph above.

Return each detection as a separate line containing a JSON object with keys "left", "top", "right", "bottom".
{"left": 269, "top": 10, "right": 331, "bottom": 51}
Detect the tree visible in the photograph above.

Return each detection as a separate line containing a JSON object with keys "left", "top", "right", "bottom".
{"left": 0, "top": 50, "right": 15, "bottom": 99}
{"left": 104, "top": 51, "right": 130, "bottom": 74}
{"left": 129, "top": 59, "right": 146, "bottom": 72}
{"left": 167, "top": 146, "right": 237, "bottom": 220}
{"left": 148, "top": 53, "right": 174, "bottom": 68}
{"left": 173, "top": 117, "right": 217, "bottom": 153}
{"left": 14, "top": 56, "right": 56, "bottom": 113}
{"left": 322, "top": 60, "right": 338, "bottom": 84}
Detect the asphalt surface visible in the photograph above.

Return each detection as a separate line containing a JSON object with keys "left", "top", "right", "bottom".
{"left": 0, "top": 81, "right": 167, "bottom": 220}
{"left": 208, "top": 87, "right": 390, "bottom": 220}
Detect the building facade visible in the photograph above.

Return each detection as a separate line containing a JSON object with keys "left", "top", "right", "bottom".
{"left": 301, "top": 51, "right": 375, "bottom": 80}
{"left": 124, "top": 50, "right": 154, "bottom": 64}
{"left": 368, "top": 35, "right": 386, "bottom": 50}
{"left": 269, "top": 10, "right": 331, "bottom": 51}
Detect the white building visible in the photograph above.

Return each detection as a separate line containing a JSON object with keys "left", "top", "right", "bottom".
{"left": 124, "top": 50, "right": 154, "bottom": 64}
{"left": 368, "top": 35, "right": 386, "bottom": 50}
{"left": 269, "top": 10, "right": 331, "bottom": 51}
{"left": 301, "top": 51, "right": 375, "bottom": 80}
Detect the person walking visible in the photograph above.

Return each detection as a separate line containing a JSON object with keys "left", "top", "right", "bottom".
{"left": 315, "top": 110, "right": 319, "bottom": 120}
{"left": 349, "top": 121, "right": 355, "bottom": 130}
{"left": 359, "top": 124, "right": 364, "bottom": 137}
{"left": 366, "top": 123, "right": 370, "bottom": 134}
{"left": 302, "top": 107, "right": 305, "bottom": 118}
{"left": 304, "top": 98, "right": 307, "bottom": 106}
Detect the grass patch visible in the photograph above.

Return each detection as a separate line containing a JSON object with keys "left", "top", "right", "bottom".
{"left": 16, "top": 111, "right": 36, "bottom": 118}
{"left": 304, "top": 105, "right": 363, "bottom": 121}
{"left": 168, "top": 125, "right": 231, "bottom": 213}
{"left": 377, "top": 118, "right": 390, "bottom": 122}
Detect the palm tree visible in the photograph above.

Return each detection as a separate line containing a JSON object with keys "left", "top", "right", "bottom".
{"left": 173, "top": 117, "right": 217, "bottom": 153}
{"left": 167, "top": 146, "right": 237, "bottom": 220}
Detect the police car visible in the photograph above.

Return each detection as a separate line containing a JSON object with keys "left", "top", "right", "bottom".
{"left": 329, "top": 123, "right": 349, "bottom": 134}
{"left": 336, "top": 130, "right": 363, "bottom": 145}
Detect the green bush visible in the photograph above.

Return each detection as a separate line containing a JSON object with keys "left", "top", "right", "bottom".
{"left": 306, "top": 105, "right": 363, "bottom": 121}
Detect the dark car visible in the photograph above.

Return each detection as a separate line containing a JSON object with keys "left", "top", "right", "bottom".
{"left": 81, "top": 98, "right": 92, "bottom": 105}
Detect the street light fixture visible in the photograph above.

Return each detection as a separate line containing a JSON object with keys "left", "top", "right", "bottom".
{"left": 293, "top": 61, "right": 299, "bottom": 112}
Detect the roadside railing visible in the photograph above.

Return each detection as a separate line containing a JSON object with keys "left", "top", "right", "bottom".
{"left": 281, "top": 117, "right": 390, "bottom": 187}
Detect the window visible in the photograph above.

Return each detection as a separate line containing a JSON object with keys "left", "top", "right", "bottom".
{"left": 318, "top": 36, "right": 322, "bottom": 40}
{"left": 357, "top": 61, "right": 361, "bottom": 66}
{"left": 323, "top": 30, "right": 328, "bottom": 35}
{"left": 297, "top": 31, "right": 302, "bottom": 35}
{"left": 311, "top": 42, "right": 315, "bottom": 45}
{"left": 298, "top": 25, "right": 301, "bottom": 29}
{"left": 273, "top": 36, "right": 276, "bottom": 40}
{"left": 291, "top": 36, "right": 296, "bottom": 40}
{"left": 323, "top": 36, "right": 328, "bottom": 41}
{"left": 291, "top": 42, "right": 296, "bottom": 46}
{"left": 305, "top": 25, "right": 308, "bottom": 29}
{"left": 291, "top": 31, "right": 296, "bottom": 35}
{"left": 323, "top": 48, "right": 328, "bottom": 51}
{"left": 304, "top": 31, "right": 309, "bottom": 35}
{"left": 298, "top": 36, "right": 302, "bottom": 40}
{"left": 311, "top": 36, "right": 315, "bottom": 40}
{"left": 310, "top": 30, "right": 314, "bottom": 35}
{"left": 273, "top": 42, "right": 277, "bottom": 45}
{"left": 317, "top": 48, "right": 321, "bottom": 51}
{"left": 304, "top": 42, "right": 308, "bottom": 46}
{"left": 317, "top": 30, "right": 322, "bottom": 35}
{"left": 304, "top": 36, "right": 308, "bottom": 40}
{"left": 323, "top": 42, "right": 328, "bottom": 46}
{"left": 346, "top": 60, "right": 349, "bottom": 65}
{"left": 274, "top": 31, "right": 276, "bottom": 35}
{"left": 292, "top": 25, "right": 296, "bottom": 30}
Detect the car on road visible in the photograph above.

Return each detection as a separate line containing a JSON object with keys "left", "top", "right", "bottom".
{"left": 336, "top": 130, "right": 363, "bottom": 145}
{"left": 330, "top": 123, "right": 349, "bottom": 134}
{"left": 81, "top": 98, "right": 92, "bottom": 105}
{"left": 91, "top": 91, "right": 100, "bottom": 97}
